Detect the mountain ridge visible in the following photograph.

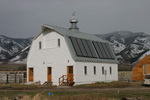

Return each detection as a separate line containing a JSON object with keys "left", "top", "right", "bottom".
{"left": 96, "top": 31, "right": 150, "bottom": 64}
{"left": 0, "top": 35, "right": 32, "bottom": 63}
{"left": 0, "top": 31, "right": 150, "bottom": 64}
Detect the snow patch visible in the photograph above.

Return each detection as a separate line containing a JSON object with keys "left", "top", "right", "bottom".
{"left": 132, "top": 50, "right": 150, "bottom": 65}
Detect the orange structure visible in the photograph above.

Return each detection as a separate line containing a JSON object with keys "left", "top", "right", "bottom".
{"left": 132, "top": 55, "right": 150, "bottom": 81}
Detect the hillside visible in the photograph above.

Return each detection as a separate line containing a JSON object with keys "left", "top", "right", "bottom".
{"left": 0, "top": 31, "right": 150, "bottom": 65}
{"left": 0, "top": 35, "right": 32, "bottom": 64}
{"left": 96, "top": 31, "right": 150, "bottom": 64}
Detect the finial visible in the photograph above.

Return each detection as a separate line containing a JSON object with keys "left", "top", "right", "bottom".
{"left": 72, "top": 11, "right": 76, "bottom": 19}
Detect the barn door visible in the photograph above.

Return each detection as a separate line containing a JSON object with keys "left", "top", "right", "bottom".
{"left": 47, "top": 67, "right": 52, "bottom": 82}
{"left": 67, "top": 66, "right": 73, "bottom": 82}
{"left": 29, "top": 68, "right": 33, "bottom": 82}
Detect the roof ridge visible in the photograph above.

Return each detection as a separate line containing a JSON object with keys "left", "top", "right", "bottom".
{"left": 43, "top": 24, "right": 97, "bottom": 35}
{"left": 43, "top": 24, "right": 69, "bottom": 30}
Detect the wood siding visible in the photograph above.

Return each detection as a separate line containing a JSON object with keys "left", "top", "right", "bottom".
{"left": 132, "top": 55, "right": 150, "bottom": 81}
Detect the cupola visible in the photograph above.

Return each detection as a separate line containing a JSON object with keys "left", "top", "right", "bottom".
{"left": 69, "top": 12, "right": 79, "bottom": 32}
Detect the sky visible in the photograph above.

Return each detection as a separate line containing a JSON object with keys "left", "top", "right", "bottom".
{"left": 0, "top": 0, "right": 150, "bottom": 38}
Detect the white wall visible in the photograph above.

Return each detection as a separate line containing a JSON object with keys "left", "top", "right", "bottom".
{"left": 74, "top": 62, "right": 118, "bottom": 85}
{"left": 27, "top": 31, "right": 75, "bottom": 85}
{"left": 44, "top": 31, "right": 57, "bottom": 48}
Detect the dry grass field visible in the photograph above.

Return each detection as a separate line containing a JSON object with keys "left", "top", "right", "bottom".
{"left": 0, "top": 64, "right": 148, "bottom": 100}
{"left": 0, "top": 81, "right": 150, "bottom": 100}
{"left": 0, "top": 64, "right": 26, "bottom": 71}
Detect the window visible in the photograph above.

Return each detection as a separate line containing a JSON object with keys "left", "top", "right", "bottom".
{"left": 110, "top": 67, "right": 112, "bottom": 74}
{"left": 39, "top": 41, "right": 41, "bottom": 49}
{"left": 58, "top": 39, "right": 60, "bottom": 47}
{"left": 30, "top": 68, "right": 33, "bottom": 75}
{"left": 94, "top": 66, "right": 96, "bottom": 75}
{"left": 69, "top": 66, "right": 73, "bottom": 74}
{"left": 102, "top": 67, "right": 104, "bottom": 75}
{"left": 48, "top": 67, "right": 51, "bottom": 74}
{"left": 84, "top": 66, "right": 87, "bottom": 75}
{"left": 144, "top": 65, "right": 146, "bottom": 74}
{"left": 145, "top": 75, "right": 150, "bottom": 79}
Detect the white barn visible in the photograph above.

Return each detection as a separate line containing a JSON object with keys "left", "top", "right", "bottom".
{"left": 27, "top": 17, "right": 118, "bottom": 86}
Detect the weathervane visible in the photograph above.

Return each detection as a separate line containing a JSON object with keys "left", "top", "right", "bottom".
{"left": 72, "top": 11, "right": 76, "bottom": 19}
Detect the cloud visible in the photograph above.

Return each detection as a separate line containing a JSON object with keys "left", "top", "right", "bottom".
{"left": 0, "top": 0, "right": 150, "bottom": 38}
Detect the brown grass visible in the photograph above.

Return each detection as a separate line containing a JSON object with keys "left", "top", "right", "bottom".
{"left": 20, "top": 94, "right": 117, "bottom": 100}
{"left": 21, "top": 95, "right": 32, "bottom": 100}
{"left": 75, "top": 81, "right": 130, "bottom": 88}
{"left": 0, "top": 83, "right": 55, "bottom": 90}
{"left": 1, "top": 97, "right": 8, "bottom": 100}
{"left": 0, "top": 64, "right": 26, "bottom": 71}
{"left": 57, "top": 95, "right": 117, "bottom": 100}
{"left": 32, "top": 94, "right": 41, "bottom": 100}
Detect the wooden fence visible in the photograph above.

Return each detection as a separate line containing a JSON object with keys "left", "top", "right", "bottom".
{"left": 0, "top": 71, "right": 26, "bottom": 83}
{"left": 118, "top": 71, "right": 132, "bottom": 81}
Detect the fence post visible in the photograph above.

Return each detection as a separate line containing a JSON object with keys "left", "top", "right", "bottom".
{"left": 15, "top": 72, "right": 17, "bottom": 83}
{"left": 6, "top": 74, "right": 9, "bottom": 84}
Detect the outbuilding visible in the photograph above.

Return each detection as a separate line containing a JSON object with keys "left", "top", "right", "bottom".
{"left": 27, "top": 16, "right": 118, "bottom": 86}
{"left": 132, "top": 55, "right": 150, "bottom": 81}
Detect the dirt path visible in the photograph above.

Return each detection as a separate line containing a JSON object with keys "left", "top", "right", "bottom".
{"left": 0, "top": 87, "right": 150, "bottom": 92}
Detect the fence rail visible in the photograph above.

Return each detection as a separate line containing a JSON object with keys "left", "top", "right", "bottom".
{"left": 0, "top": 72, "right": 26, "bottom": 83}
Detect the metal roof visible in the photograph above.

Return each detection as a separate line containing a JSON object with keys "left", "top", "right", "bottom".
{"left": 40, "top": 24, "right": 118, "bottom": 64}
{"left": 41, "top": 24, "right": 107, "bottom": 43}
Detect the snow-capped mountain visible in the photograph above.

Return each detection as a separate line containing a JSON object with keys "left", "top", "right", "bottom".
{"left": 0, "top": 35, "right": 32, "bottom": 63}
{"left": 1, "top": 31, "right": 150, "bottom": 65}
{"left": 96, "top": 31, "right": 150, "bottom": 64}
